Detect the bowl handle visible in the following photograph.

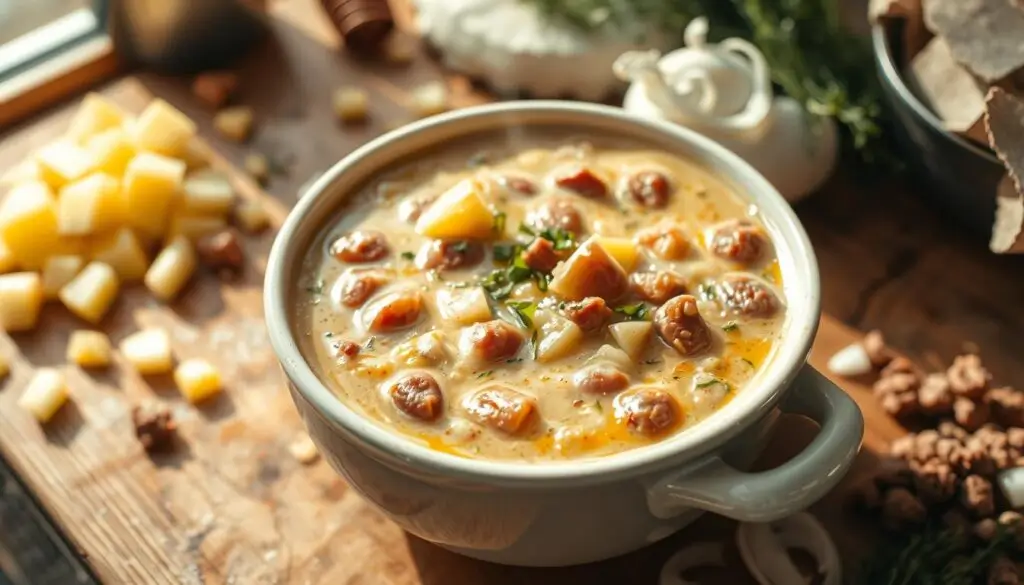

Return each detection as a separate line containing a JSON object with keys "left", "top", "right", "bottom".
{"left": 646, "top": 365, "right": 863, "bottom": 521}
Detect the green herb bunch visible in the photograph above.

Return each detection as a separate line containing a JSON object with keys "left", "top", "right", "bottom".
{"left": 855, "top": 522, "right": 1020, "bottom": 585}
{"left": 523, "top": 0, "right": 891, "bottom": 167}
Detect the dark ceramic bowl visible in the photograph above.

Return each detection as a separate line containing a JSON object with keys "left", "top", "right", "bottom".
{"left": 871, "top": 21, "right": 1004, "bottom": 236}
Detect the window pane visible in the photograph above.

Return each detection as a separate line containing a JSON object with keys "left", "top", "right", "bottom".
{"left": 0, "top": 0, "right": 89, "bottom": 46}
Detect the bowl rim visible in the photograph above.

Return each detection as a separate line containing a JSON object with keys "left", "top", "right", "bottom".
{"left": 264, "top": 101, "right": 821, "bottom": 486}
{"left": 870, "top": 22, "right": 1001, "bottom": 166}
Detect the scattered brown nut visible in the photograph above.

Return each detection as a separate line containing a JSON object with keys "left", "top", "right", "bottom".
{"left": 881, "top": 487, "right": 927, "bottom": 530}
{"left": 948, "top": 354, "right": 992, "bottom": 400}
{"left": 962, "top": 474, "right": 995, "bottom": 517}
{"left": 192, "top": 71, "right": 239, "bottom": 109}
{"left": 196, "top": 229, "right": 244, "bottom": 274}
{"left": 132, "top": 403, "right": 177, "bottom": 454}
{"left": 911, "top": 459, "right": 958, "bottom": 504}
{"left": 954, "top": 397, "right": 991, "bottom": 431}
{"left": 862, "top": 329, "right": 893, "bottom": 367}
{"left": 986, "top": 387, "right": 1024, "bottom": 428}
{"left": 918, "top": 373, "right": 954, "bottom": 414}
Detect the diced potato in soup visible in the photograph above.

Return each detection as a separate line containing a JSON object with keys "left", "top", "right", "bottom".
{"left": 296, "top": 137, "right": 785, "bottom": 461}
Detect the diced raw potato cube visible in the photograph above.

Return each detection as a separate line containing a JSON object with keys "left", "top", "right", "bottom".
{"left": 436, "top": 288, "right": 492, "bottom": 325}
{"left": 57, "top": 173, "right": 123, "bottom": 236}
{"left": 1, "top": 159, "right": 40, "bottom": 187}
{"left": 332, "top": 87, "right": 369, "bottom": 123}
{"left": 89, "top": 227, "right": 148, "bottom": 281}
{"left": 35, "top": 141, "right": 96, "bottom": 189}
{"left": 594, "top": 236, "right": 640, "bottom": 272}
{"left": 0, "top": 353, "right": 8, "bottom": 379}
{"left": 415, "top": 179, "right": 495, "bottom": 240}
{"left": 41, "top": 255, "right": 84, "bottom": 299}
{"left": 535, "top": 312, "right": 583, "bottom": 363}
{"left": 410, "top": 82, "right": 448, "bottom": 118}
{"left": 181, "top": 139, "right": 211, "bottom": 170}
{"left": 67, "top": 94, "right": 125, "bottom": 144}
{"left": 173, "top": 359, "right": 222, "bottom": 403}
{"left": 0, "top": 181, "right": 63, "bottom": 270}
{"left": 588, "top": 344, "right": 633, "bottom": 372}
{"left": 288, "top": 433, "right": 319, "bottom": 464}
{"left": 213, "top": 106, "right": 254, "bottom": 143}
{"left": 144, "top": 236, "right": 196, "bottom": 301}
{"left": 181, "top": 170, "right": 234, "bottom": 215}
{"left": 0, "top": 272, "right": 43, "bottom": 332}
{"left": 66, "top": 330, "right": 112, "bottom": 367}
{"left": 0, "top": 241, "right": 15, "bottom": 274}
{"left": 18, "top": 369, "right": 68, "bottom": 422}
{"left": 130, "top": 99, "right": 196, "bottom": 157}
{"left": 244, "top": 153, "right": 269, "bottom": 184}
{"left": 59, "top": 261, "right": 119, "bottom": 323}
{"left": 166, "top": 214, "right": 226, "bottom": 243}
{"left": 609, "top": 321, "right": 653, "bottom": 360}
{"left": 233, "top": 199, "right": 269, "bottom": 233}
{"left": 123, "top": 152, "right": 186, "bottom": 239}
{"left": 120, "top": 329, "right": 173, "bottom": 374}
{"left": 549, "top": 238, "right": 629, "bottom": 301}
{"left": 85, "top": 128, "right": 136, "bottom": 176}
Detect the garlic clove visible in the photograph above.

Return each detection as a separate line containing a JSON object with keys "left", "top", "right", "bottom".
{"left": 736, "top": 513, "right": 841, "bottom": 585}
{"left": 997, "top": 467, "right": 1024, "bottom": 509}
{"left": 658, "top": 542, "right": 726, "bottom": 585}
{"left": 827, "top": 342, "right": 872, "bottom": 377}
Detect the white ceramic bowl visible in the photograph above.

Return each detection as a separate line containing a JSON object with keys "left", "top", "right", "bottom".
{"left": 264, "top": 101, "right": 864, "bottom": 567}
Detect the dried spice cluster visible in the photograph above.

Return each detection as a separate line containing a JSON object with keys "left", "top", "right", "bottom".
{"left": 851, "top": 331, "right": 1024, "bottom": 583}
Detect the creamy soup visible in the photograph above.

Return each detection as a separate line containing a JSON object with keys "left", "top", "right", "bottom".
{"left": 295, "top": 135, "right": 785, "bottom": 461}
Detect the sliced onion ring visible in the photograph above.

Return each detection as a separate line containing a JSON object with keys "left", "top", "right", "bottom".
{"left": 659, "top": 542, "right": 726, "bottom": 585}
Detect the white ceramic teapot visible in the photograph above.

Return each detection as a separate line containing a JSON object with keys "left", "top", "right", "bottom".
{"left": 614, "top": 18, "right": 838, "bottom": 203}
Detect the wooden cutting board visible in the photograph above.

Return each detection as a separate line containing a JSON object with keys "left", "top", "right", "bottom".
{"left": 0, "top": 2, "right": 908, "bottom": 583}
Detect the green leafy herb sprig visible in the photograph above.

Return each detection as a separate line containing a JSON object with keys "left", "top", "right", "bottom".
{"left": 854, "top": 522, "right": 1019, "bottom": 585}
{"left": 481, "top": 223, "right": 576, "bottom": 300}
{"left": 522, "top": 0, "right": 894, "bottom": 168}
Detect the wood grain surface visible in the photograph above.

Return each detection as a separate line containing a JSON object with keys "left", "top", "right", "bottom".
{"left": 0, "top": 0, "right": 1022, "bottom": 583}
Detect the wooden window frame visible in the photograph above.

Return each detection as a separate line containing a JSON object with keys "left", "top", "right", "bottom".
{"left": 0, "top": 1, "right": 121, "bottom": 129}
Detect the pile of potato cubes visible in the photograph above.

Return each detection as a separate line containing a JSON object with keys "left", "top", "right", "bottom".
{"left": 0, "top": 94, "right": 268, "bottom": 422}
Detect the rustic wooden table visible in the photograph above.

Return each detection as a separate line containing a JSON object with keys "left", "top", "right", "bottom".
{"left": 1, "top": 1, "right": 1022, "bottom": 583}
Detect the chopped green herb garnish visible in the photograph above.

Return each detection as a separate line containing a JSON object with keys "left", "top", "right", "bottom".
{"left": 363, "top": 336, "right": 376, "bottom": 351}
{"left": 531, "top": 329, "right": 539, "bottom": 360}
{"left": 508, "top": 301, "right": 538, "bottom": 329}
{"left": 594, "top": 401, "right": 603, "bottom": 413}
{"left": 305, "top": 279, "right": 325, "bottom": 294}
{"left": 518, "top": 223, "right": 536, "bottom": 237}
{"left": 324, "top": 332, "right": 333, "bottom": 338}
{"left": 506, "top": 358, "right": 523, "bottom": 364}
{"left": 492, "top": 211, "right": 507, "bottom": 234}
{"left": 476, "top": 370, "right": 493, "bottom": 379}
{"left": 537, "top": 227, "right": 576, "bottom": 251}
{"left": 741, "top": 358, "right": 754, "bottom": 367}
{"left": 400, "top": 251, "right": 415, "bottom": 260}
{"left": 467, "top": 152, "right": 490, "bottom": 167}
{"left": 722, "top": 321, "right": 739, "bottom": 332}
{"left": 449, "top": 281, "right": 471, "bottom": 289}
{"left": 697, "top": 282, "right": 717, "bottom": 300}
{"left": 452, "top": 241, "right": 469, "bottom": 253}
{"left": 533, "top": 272, "right": 551, "bottom": 292}
{"left": 614, "top": 302, "right": 650, "bottom": 321}
{"left": 492, "top": 243, "right": 519, "bottom": 262}
{"left": 643, "top": 359, "right": 661, "bottom": 365}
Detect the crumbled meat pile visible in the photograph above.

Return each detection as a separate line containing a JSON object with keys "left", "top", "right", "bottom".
{"left": 132, "top": 404, "right": 177, "bottom": 453}
{"left": 845, "top": 331, "right": 1024, "bottom": 582}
